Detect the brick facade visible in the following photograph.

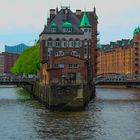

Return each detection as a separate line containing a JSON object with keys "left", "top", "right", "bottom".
{"left": 39, "top": 7, "right": 98, "bottom": 84}
{"left": 0, "top": 53, "right": 19, "bottom": 74}
{"left": 97, "top": 30, "right": 140, "bottom": 76}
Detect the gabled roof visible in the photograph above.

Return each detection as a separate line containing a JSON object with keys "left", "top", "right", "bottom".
{"left": 42, "top": 8, "right": 83, "bottom": 34}
{"left": 80, "top": 11, "right": 91, "bottom": 28}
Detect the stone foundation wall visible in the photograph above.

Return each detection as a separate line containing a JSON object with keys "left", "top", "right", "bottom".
{"left": 22, "top": 82, "right": 96, "bottom": 111}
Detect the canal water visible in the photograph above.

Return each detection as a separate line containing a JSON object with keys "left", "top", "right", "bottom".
{"left": 0, "top": 87, "right": 140, "bottom": 140}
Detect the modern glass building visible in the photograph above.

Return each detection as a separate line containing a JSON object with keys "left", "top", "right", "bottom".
{"left": 5, "top": 43, "right": 30, "bottom": 54}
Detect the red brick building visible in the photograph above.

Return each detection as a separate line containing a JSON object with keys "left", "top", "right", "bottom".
{"left": 0, "top": 52, "right": 19, "bottom": 74}
{"left": 39, "top": 6, "right": 98, "bottom": 84}
{"left": 97, "top": 27, "right": 140, "bottom": 76}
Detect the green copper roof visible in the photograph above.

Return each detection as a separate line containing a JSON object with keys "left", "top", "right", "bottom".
{"left": 110, "top": 44, "right": 114, "bottom": 49}
{"left": 128, "top": 40, "right": 131, "bottom": 45}
{"left": 80, "top": 11, "right": 91, "bottom": 28}
{"left": 133, "top": 26, "right": 140, "bottom": 37}
{"left": 98, "top": 44, "right": 103, "bottom": 49}
{"left": 62, "top": 22, "right": 73, "bottom": 28}
{"left": 51, "top": 23, "right": 58, "bottom": 27}
{"left": 121, "top": 42, "right": 125, "bottom": 47}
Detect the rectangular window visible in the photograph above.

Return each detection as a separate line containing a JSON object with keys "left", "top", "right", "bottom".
{"left": 84, "top": 47, "right": 87, "bottom": 55}
{"left": 69, "top": 64, "right": 79, "bottom": 69}
{"left": 75, "top": 41, "right": 80, "bottom": 48}
{"left": 69, "top": 64, "right": 73, "bottom": 68}
{"left": 47, "top": 41, "right": 53, "bottom": 47}
{"left": 73, "top": 64, "right": 78, "bottom": 68}
{"left": 64, "top": 41, "right": 67, "bottom": 47}
{"left": 56, "top": 41, "right": 60, "bottom": 47}
{"left": 59, "top": 64, "right": 64, "bottom": 68}
{"left": 54, "top": 64, "right": 59, "bottom": 68}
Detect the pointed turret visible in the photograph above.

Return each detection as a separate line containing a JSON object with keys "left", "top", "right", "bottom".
{"left": 133, "top": 26, "right": 140, "bottom": 37}
{"left": 80, "top": 11, "right": 91, "bottom": 28}
{"left": 133, "top": 26, "right": 140, "bottom": 43}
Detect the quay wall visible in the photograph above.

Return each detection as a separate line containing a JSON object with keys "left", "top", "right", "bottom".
{"left": 22, "top": 82, "right": 96, "bottom": 111}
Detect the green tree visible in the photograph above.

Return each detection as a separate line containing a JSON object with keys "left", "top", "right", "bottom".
{"left": 11, "top": 45, "right": 40, "bottom": 75}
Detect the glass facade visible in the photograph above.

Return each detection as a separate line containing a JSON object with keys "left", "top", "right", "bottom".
{"left": 5, "top": 43, "right": 30, "bottom": 54}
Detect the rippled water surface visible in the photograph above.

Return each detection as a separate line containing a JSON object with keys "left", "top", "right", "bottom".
{"left": 0, "top": 87, "right": 140, "bottom": 140}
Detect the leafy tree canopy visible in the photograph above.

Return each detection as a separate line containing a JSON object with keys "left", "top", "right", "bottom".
{"left": 11, "top": 45, "right": 40, "bottom": 75}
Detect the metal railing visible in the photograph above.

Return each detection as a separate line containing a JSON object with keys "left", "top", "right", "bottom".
{"left": 95, "top": 74, "right": 140, "bottom": 85}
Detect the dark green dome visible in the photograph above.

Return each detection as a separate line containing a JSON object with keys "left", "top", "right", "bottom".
{"left": 51, "top": 23, "right": 58, "bottom": 27}
{"left": 62, "top": 22, "right": 73, "bottom": 28}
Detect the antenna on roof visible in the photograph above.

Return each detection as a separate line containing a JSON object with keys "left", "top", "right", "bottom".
{"left": 61, "top": 6, "right": 70, "bottom": 9}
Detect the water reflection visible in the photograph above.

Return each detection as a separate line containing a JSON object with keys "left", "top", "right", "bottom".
{"left": 0, "top": 87, "right": 140, "bottom": 140}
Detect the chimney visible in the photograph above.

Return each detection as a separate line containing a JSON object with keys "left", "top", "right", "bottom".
{"left": 56, "top": 7, "right": 59, "bottom": 14}
{"left": 76, "top": 9, "right": 82, "bottom": 16}
{"left": 65, "top": 8, "right": 69, "bottom": 21}
{"left": 50, "top": 9, "right": 56, "bottom": 21}
{"left": 94, "top": 7, "right": 96, "bottom": 13}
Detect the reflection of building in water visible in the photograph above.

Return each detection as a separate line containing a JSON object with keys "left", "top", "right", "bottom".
{"left": 97, "top": 27, "right": 140, "bottom": 76}
{"left": 39, "top": 6, "right": 98, "bottom": 84}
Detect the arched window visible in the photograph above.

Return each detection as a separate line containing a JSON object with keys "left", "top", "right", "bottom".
{"left": 55, "top": 38, "right": 61, "bottom": 47}
{"left": 62, "top": 38, "right": 67, "bottom": 48}
{"left": 71, "top": 51, "right": 80, "bottom": 57}
{"left": 55, "top": 51, "right": 64, "bottom": 57}
{"left": 47, "top": 38, "right": 53, "bottom": 47}
{"left": 69, "top": 38, "right": 74, "bottom": 48}
{"left": 75, "top": 39, "right": 80, "bottom": 48}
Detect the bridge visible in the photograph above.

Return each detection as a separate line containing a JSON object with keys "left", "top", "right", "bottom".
{"left": 95, "top": 73, "right": 140, "bottom": 86}
{"left": 1, "top": 74, "right": 140, "bottom": 87}
{"left": 0, "top": 76, "right": 36, "bottom": 86}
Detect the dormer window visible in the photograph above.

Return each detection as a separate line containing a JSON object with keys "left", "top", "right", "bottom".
{"left": 62, "top": 22, "right": 73, "bottom": 33}
{"left": 63, "top": 28, "right": 72, "bottom": 33}
{"left": 50, "top": 23, "right": 58, "bottom": 33}
{"left": 51, "top": 28, "right": 57, "bottom": 32}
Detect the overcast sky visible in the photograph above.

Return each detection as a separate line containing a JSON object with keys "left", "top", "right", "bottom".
{"left": 0, "top": 0, "right": 140, "bottom": 51}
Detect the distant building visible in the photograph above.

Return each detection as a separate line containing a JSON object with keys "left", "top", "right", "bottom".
{"left": 97, "top": 27, "right": 140, "bottom": 76}
{"left": 0, "top": 54, "right": 4, "bottom": 74}
{"left": 5, "top": 43, "right": 30, "bottom": 54}
{"left": 0, "top": 52, "right": 19, "bottom": 74}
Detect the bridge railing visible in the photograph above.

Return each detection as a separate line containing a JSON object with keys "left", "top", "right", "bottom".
{"left": 0, "top": 76, "right": 36, "bottom": 82}
{"left": 95, "top": 74, "right": 140, "bottom": 84}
